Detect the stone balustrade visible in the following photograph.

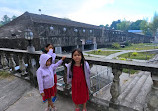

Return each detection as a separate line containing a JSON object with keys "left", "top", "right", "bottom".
{"left": 0, "top": 48, "right": 158, "bottom": 111}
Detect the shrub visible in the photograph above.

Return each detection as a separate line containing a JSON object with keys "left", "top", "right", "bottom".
{"left": 132, "top": 52, "right": 138, "bottom": 56}
{"left": 112, "top": 43, "right": 120, "bottom": 49}
{"left": 119, "top": 57, "right": 126, "bottom": 60}
{"left": 123, "top": 41, "right": 131, "bottom": 46}
{"left": 97, "top": 49, "right": 102, "bottom": 53}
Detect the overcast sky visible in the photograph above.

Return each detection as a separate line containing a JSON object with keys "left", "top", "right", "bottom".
{"left": 0, "top": 0, "right": 158, "bottom": 26}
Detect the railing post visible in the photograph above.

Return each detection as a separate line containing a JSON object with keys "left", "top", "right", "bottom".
{"left": 28, "top": 55, "right": 39, "bottom": 87}
{"left": 18, "top": 54, "right": 27, "bottom": 77}
{"left": 146, "top": 72, "right": 158, "bottom": 111}
{"left": 63, "top": 65, "right": 71, "bottom": 95}
{"left": 109, "top": 68, "right": 122, "bottom": 111}
{"left": 1, "top": 53, "right": 9, "bottom": 70}
{"left": 8, "top": 53, "right": 16, "bottom": 72}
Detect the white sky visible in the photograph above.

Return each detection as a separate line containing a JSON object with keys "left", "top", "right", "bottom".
{"left": 0, "top": 0, "right": 158, "bottom": 25}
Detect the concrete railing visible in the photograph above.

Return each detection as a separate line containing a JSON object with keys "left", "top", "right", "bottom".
{"left": 0, "top": 48, "right": 158, "bottom": 111}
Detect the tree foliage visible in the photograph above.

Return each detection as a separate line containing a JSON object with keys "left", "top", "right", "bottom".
{"left": 150, "top": 12, "right": 158, "bottom": 36}
{"left": 110, "top": 20, "right": 121, "bottom": 29}
{"left": 0, "top": 15, "right": 17, "bottom": 26}
{"left": 129, "top": 20, "right": 143, "bottom": 30}
{"left": 117, "top": 21, "right": 130, "bottom": 31}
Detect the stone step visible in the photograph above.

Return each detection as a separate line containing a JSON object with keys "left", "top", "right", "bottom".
{"left": 131, "top": 73, "right": 152, "bottom": 111}
{"left": 0, "top": 78, "right": 11, "bottom": 88}
{"left": 120, "top": 72, "right": 151, "bottom": 110}
{"left": 118, "top": 75, "right": 141, "bottom": 101}
{"left": 0, "top": 78, "right": 30, "bottom": 111}
{"left": 0, "top": 78, "right": 21, "bottom": 97}
{"left": 124, "top": 72, "right": 149, "bottom": 103}
{"left": 120, "top": 73, "right": 138, "bottom": 93}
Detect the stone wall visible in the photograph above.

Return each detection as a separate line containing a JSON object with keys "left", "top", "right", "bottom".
{"left": 0, "top": 38, "right": 40, "bottom": 50}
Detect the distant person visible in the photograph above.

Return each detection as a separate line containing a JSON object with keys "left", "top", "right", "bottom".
{"left": 65, "top": 49, "right": 91, "bottom": 111}
{"left": 36, "top": 54, "right": 65, "bottom": 111}
{"left": 41, "top": 44, "right": 57, "bottom": 103}
{"left": 41, "top": 44, "right": 55, "bottom": 54}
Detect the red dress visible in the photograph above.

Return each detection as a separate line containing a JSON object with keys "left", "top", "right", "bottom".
{"left": 42, "top": 74, "right": 57, "bottom": 101}
{"left": 72, "top": 65, "right": 89, "bottom": 104}
{"left": 43, "top": 86, "right": 55, "bottom": 101}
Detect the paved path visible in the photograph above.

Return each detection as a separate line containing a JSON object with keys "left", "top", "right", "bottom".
{"left": 0, "top": 76, "right": 31, "bottom": 111}
{"left": 83, "top": 49, "right": 158, "bottom": 61}
{"left": 6, "top": 88, "right": 96, "bottom": 111}
{"left": 1, "top": 76, "right": 96, "bottom": 111}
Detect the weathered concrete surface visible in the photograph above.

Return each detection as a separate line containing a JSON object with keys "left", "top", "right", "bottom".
{"left": 1, "top": 76, "right": 96, "bottom": 111}
{"left": 6, "top": 88, "right": 96, "bottom": 111}
{"left": 94, "top": 72, "right": 153, "bottom": 111}
{"left": 0, "top": 76, "right": 31, "bottom": 111}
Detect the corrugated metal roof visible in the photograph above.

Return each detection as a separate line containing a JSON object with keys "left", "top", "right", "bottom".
{"left": 128, "top": 30, "right": 142, "bottom": 33}
{"left": 25, "top": 12, "right": 101, "bottom": 29}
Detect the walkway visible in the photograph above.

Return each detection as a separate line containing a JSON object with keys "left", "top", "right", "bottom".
{"left": 83, "top": 49, "right": 158, "bottom": 61}
{"left": 1, "top": 75, "right": 96, "bottom": 111}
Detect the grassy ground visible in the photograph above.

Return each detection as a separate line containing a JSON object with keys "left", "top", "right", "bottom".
{"left": 104, "top": 43, "right": 158, "bottom": 50}
{"left": 118, "top": 52, "right": 156, "bottom": 60}
{"left": 0, "top": 71, "right": 12, "bottom": 78}
{"left": 86, "top": 50, "right": 120, "bottom": 56}
{"left": 122, "top": 68, "right": 138, "bottom": 74}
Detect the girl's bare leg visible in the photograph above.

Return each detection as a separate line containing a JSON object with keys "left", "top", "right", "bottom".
{"left": 48, "top": 98, "right": 54, "bottom": 108}
{"left": 83, "top": 103, "right": 86, "bottom": 110}
{"left": 75, "top": 104, "right": 79, "bottom": 108}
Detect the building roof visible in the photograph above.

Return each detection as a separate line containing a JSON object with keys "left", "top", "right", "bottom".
{"left": 25, "top": 12, "right": 101, "bottom": 29}
{"left": 128, "top": 30, "right": 143, "bottom": 33}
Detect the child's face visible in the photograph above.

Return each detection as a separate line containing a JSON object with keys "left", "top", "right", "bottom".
{"left": 46, "top": 58, "right": 52, "bottom": 66}
{"left": 72, "top": 51, "right": 82, "bottom": 63}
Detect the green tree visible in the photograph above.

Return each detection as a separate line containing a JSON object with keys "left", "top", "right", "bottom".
{"left": 105, "top": 24, "right": 110, "bottom": 29}
{"left": 11, "top": 15, "right": 17, "bottom": 20}
{"left": 99, "top": 25, "right": 104, "bottom": 27}
{"left": 1, "top": 15, "right": 11, "bottom": 25}
{"left": 150, "top": 12, "right": 158, "bottom": 37}
{"left": 129, "top": 20, "right": 143, "bottom": 30}
{"left": 117, "top": 20, "right": 131, "bottom": 31}
{"left": 140, "top": 20, "right": 152, "bottom": 36}
{"left": 0, "top": 15, "right": 17, "bottom": 26}
{"left": 110, "top": 20, "right": 121, "bottom": 29}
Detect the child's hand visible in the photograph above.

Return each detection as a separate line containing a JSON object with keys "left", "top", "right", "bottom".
{"left": 48, "top": 48, "right": 53, "bottom": 51}
{"left": 62, "top": 56, "right": 66, "bottom": 61}
{"left": 41, "top": 93, "right": 45, "bottom": 97}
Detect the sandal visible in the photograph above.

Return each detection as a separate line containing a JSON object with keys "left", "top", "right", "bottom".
{"left": 44, "top": 107, "right": 51, "bottom": 111}
{"left": 52, "top": 106, "right": 57, "bottom": 111}
{"left": 75, "top": 108, "right": 80, "bottom": 111}
{"left": 82, "top": 109, "right": 87, "bottom": 111}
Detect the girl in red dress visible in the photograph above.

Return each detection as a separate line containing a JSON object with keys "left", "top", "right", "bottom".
{"left": 66, "top": 49, "right": 91, "bottom": 111}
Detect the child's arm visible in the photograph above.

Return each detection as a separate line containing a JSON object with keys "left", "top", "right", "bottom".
{"left": 36, "top": 70, "right": 44, "bottom": 94}
{"left": 86, "top": 61, "right": 91, "bottom": 75}
{"left": 51, "top": 56, "right": 66, "bottom": 69}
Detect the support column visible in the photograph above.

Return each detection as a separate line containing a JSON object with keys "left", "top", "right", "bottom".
{"left": 55, "top": 46, "right": 62, "bottom": 54}
{"left": 8, "top": 54, "right": 16, "bottom": 72}
{"left": 1, "top": 53, "right": 8, "bottom": 70}
{"left": 109, "top": 68, "right": 122, "bottom": 111}
{"left": 82, "top": 45, "right": 84, "bottom": 51}
{"left": 146, "top": 72, "right": 158, "bottom": 111}
{"left": 18, "top": 54, "right": 27, "bottom": 77}
{"left": 28, "top": 56, "right": 38, "bottom": 87}
{"left": 63, "top": 65, "right": 71, "bottom": 95}
{"left": 93, "top": 43, "right": 97, "bottom": 50}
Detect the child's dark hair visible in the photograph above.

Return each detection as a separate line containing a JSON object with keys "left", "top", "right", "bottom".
{"left": 70, "top": 49, "right": 85, "bottom": 78}
{"left": 45, "top": 44, "right": 55, "bottom": 53}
